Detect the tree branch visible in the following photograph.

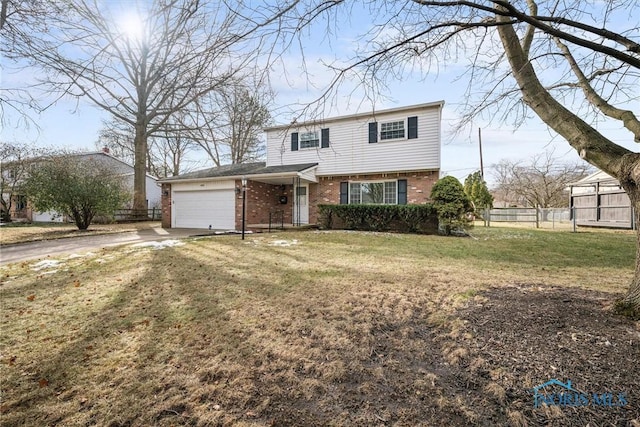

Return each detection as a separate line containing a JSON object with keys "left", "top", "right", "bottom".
{"left": 554, "top": 37, "right": 640, "bottom": 143}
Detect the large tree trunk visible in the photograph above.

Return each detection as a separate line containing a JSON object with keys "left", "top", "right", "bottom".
{"left": 618, "top": 187, "right": 640, "bottom": 317}
{"left": 495, "top": 13, "right": 640, "bottom": 317}
{"left": 133, "top": 122, "right": 148, "bottom": 217}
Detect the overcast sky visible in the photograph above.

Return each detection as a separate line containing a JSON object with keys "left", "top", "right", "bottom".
{"left": 2, "top": 1, "right": 637, "bottom": 187}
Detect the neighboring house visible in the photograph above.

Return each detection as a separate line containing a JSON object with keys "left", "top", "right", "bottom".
{"left": 1, "top": 150, "right": 161, "bottom": 222}
{"left": 160, "top": 101, "right": 444, "bottom": 230}
{"left": 569, "top": 170, "right": 634, "bottom": 229}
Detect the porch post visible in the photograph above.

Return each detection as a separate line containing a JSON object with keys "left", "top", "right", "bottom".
{"left": 241, "top": 176, "right": 247, "bottom": 240}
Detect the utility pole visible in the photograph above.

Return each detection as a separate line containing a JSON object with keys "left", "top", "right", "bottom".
{"left": 478, "top": 127, "right": 485, "bottom": 179}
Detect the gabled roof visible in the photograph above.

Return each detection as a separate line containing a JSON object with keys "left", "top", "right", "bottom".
{"left": 570, "top": 170, "right": 618, "bottom": 186}
{"left": 160, "top": 162, "right": 318, "bottom": 182}
{"left": 264, "top": 101, "right": 445, "bottom": 132}
{"left": 4, "top": 150, "right": 159, "bottom": 181}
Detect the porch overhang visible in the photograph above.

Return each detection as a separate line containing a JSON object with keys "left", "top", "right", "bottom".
{"left": 159, "top": 162, "right": 318, "bottom": 186}
{"left": 243, "top": 168, "right": 318, "bottom": 186}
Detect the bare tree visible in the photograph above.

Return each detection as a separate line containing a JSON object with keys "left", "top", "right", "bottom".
{"left": 492, "top": 151, "right": 590, "bottom": 208}
{"left": 7, "top": 0, "right": 254, "bottom": 214}
{"left": 246, "top": 0, "right": 640, "bottom": 313}
{"left": 0, "top": 0, "right": 69, "bottom": 128}
{"left": 97, "top": 116, "right": 197, "bottom": 178}
{"left": 96, "top": 118, "right": 137, "bottom": 167}
{"left": 182, "top": 80, "right": 272, "bottom": 166}
{"left": 149, "top": 121, "right": 198, "bottom": 177}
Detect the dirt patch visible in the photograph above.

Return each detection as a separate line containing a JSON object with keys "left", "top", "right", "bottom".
{"left": 170, "top": 285, "right": 640, "bottom": 426}
{"left": 444, "top": 284, "right": 640, "bottom": 426}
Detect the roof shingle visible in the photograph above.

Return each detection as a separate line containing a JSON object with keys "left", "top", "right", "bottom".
{"left": 160, "top": 162, "right": 318, "bottom": 182}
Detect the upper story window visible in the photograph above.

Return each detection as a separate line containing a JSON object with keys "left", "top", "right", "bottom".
{"left": 291, "top": 128, "right": 330, "bottom": 151}
{"left": 300, "top": 131, "right": 320, "bottom": 149}
{"left": 369, "top": 116, "right": 417, "bottom": 143}
{"left": 380, "top": 121, "right": 405, "bottom": 140}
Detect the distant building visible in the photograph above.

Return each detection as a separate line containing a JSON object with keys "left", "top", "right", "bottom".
{"left": 569, "top": 170, "right": 633, "bottom": 229}
{"left": 1, "top": 150, "right": 161, "bottom": 222}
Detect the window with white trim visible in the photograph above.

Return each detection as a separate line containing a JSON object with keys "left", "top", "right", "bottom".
{"left": 299, "top": 131, "right": 319, "bottom": 149}
{"left": 380, "top": 120, "right": 405, "bottom": 140}
{"left": 349, "top": 181, "right": 397, "bottom": 204}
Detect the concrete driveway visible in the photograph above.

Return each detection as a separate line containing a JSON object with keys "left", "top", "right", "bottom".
{"left": 0, "top": 228, "right": 221, "bottom": 265}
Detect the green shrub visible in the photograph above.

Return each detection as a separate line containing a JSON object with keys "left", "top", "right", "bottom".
{"left": 397, "top": 204, "right": 437, "bottom": 233}
{"left": 430, "top": 176, "right": 472, "bottom": 235}
{"left": 318, "top": 204, "right": 438, "bottom": 234}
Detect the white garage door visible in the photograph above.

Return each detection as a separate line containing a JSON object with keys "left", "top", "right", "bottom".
{"left": 33, "top": 211, "right": 63, "bottom": 222}
{"left": 172, "top": 190, "right": 235, "bottom": 229}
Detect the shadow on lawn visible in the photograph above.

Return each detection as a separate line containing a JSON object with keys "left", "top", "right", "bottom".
{"left": 3, "top": 242, "right": 639, "bottom": 426}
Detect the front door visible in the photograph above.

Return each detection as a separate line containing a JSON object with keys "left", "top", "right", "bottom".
{"left": 294, "top": 184, "right": 309, "bottom": 225}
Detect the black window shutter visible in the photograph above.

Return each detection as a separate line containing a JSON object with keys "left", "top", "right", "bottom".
{"left": 291, "top": 132, "right": 299, "bottom": 151}
{"left": 408, "top": 116, "right": 418, "bottom": 139}
{"left": 340, "top": 182, "right": 349, "bottom": 204}
{"left": 321, "top": 128, "right": 330, "bottom": 148}
{"left": 368, "top": 122, "right": 378, "bottom": 143}
{"left": 398, "top": 179, "right": 407, "bottom": 205}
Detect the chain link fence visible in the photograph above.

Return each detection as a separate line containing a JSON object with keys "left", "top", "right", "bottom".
{"left": 481, "top": 207, "right": 636, "bottom": 231}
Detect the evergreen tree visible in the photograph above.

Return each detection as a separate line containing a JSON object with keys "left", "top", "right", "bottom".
{"left": 464, "top": 171, "right": 493, "bottom": 214}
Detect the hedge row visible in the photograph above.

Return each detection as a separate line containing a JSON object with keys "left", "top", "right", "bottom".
{"left": 318, "top": 204, "right": 438, "bottom": 234}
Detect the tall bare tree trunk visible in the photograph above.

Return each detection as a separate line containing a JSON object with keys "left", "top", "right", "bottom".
{"left": 495, "top": 13, "right": 640, "bottom": 317}
{"left": 133, "top": 122, "right": 148, "bottom": 216}
{"left": 619, "top": 189, "right": 640, "bottom": 317}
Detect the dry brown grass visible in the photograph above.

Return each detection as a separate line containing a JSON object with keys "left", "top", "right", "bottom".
{"left": 0, "top": 228, "right": 637, "bottom": 426}
{"left": 0, "top": 221, "right": 161, "bottom": 246}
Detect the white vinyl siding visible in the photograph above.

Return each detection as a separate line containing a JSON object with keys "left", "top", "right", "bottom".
{"left": 265, "top": 103, "right": 441, "bottom": 175}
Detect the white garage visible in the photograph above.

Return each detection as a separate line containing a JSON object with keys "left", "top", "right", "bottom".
{"left": 171, "top": 183, "right": 236, "bottom": 229}
{"left": 32, "top": 211, "right": 64, "bottom": 222}
{"left": 161, "top": 162, "right": 320, "bottom": 230}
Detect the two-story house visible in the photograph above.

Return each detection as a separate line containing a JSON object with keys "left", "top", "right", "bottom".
{"left": 160, "top": 101, "right": 444, "bottom": 229}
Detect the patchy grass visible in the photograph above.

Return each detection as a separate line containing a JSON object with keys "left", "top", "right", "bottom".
{"left": 0, "top": 228, "right": 637, "bottom": 426}
{"left": 0, "top": 221, "right": 161, "bottom": 246}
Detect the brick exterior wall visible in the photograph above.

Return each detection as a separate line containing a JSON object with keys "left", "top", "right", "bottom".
{"left": 163, "top": 170, "right": 439, "bottom": 229}
{"left": 161, "top": 183, "right": 171, "bottom": 228}
{"left": 314, "top": 170, "right": 439, "bottom": 206}
{"left": 235, "top": 180, "right": 293, "bottom": 230}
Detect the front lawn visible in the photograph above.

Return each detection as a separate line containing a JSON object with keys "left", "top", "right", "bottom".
{"left": 0, "top": 228, "right": 637, "bottom": 426}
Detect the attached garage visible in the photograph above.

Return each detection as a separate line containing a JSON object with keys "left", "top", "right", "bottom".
{"left": 171, "top": 182, "right": 236, "bottom": 229}
{"left": 160, "top": 162, "right": 320, "bottom": 230}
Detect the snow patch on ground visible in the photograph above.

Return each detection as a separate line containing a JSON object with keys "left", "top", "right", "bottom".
{"left": 66, "top": 252, "right": 96, "bottom": 260}
{"left": 94, "top": 254, "right": 115, "bottom": 264}
{"left": 269, "top": 239, "right": 299, "bottom": 247}
{"left": 30, "top": 260, "right": 63, "bottom": 271}
{"left": 130, "top": 239, "right": 185, "bottom": 250}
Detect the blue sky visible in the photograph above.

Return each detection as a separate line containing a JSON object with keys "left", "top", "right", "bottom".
{"left": 2, "top": 1, "right": 638, "bottom": 186}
